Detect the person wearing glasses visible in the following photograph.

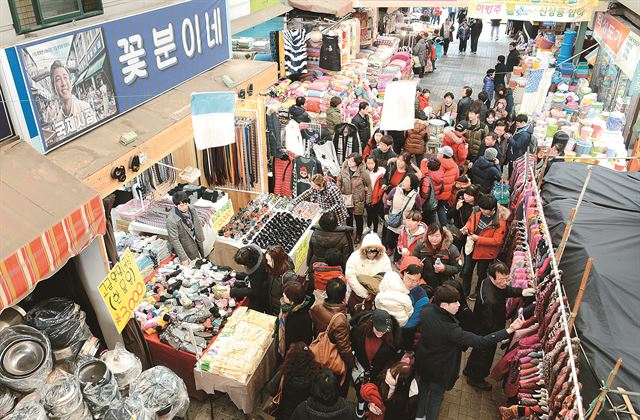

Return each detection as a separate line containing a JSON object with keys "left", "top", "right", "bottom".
{"left": 166, "top": 191, "right": 204, "bottom": 266}
{"left": 345, "top": 233, "right": 392, "bottom": 314}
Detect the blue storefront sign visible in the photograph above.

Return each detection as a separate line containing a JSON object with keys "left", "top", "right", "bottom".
{"left": 5, "top": 0, "right": 231, "bottom": 153}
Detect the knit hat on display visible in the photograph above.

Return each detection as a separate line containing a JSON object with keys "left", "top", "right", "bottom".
{"left": 484, "top": 147, "right": 498, "bottom": 161}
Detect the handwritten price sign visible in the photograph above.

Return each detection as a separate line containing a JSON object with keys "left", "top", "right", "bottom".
{"left": 99, "top": 248, "right": 145, "bottom": 333}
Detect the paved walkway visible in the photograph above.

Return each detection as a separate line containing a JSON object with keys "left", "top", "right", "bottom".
{"left": 186, "top": 23, "right": 512, "bottom": 420}
{"left": 420, "top": 23, "right": 511, "bottom": 111}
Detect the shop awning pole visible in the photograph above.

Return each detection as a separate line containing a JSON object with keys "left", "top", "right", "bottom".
{"left": 588, "top": 358, "right": 623, "bottom": 420}
{"left": 568, "top": 257, "right": 592, "bottom": 332}
{"left": 556, "top": 165, "right": 593, "bottom": 264}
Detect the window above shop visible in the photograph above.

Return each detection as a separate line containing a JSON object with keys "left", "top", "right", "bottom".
{"left": 9, "top": 0, "right": 103, "bottom": 34}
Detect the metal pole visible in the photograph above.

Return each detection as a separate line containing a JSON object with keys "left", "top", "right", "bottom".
{"left": 573, "top": 21, "right": 588, "bottom": 65}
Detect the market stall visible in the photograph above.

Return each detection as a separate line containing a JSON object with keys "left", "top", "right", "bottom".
{"left": 213, "top": 194, "right": 321, "bottom": 273}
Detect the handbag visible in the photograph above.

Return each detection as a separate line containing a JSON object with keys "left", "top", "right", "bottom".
{"left": 386, "top": 191, "right": 416, "bottom": 228}
{"left": 309, "top": 313, "right": 347, "bottom": 384}
{"left": 342, "top": 194, "right": 354, "bottom": 208}
{"left": 264, "top": 374, "right": 285, "bottom": 416}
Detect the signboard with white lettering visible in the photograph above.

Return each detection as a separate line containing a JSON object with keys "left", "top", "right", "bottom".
{"left": 9, "top": 0, "right": 231, "bottom": 153}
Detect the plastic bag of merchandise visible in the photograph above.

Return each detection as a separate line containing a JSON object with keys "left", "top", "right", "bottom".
{"left": 0, "top": 325, "right": 53, "bottom": 393}
{"left": 101, "top": 342, "right": 143, "bottom": 393}
{"left": 103, "top": 396, "right": 152, "bottom": 420}
{"left": 75, "top": 358, "right": 121, "bottom": 417}
{"left": 0, "top": 385, "right": 16, "bottom": 417}
{"left": 25, "top": 297, "right": 92, "bottom": 353}
{"left": 42, "top": 369, "right": 90, "bottom": 419}
{"left": 4, "top": 392, "right": 47, "bottom": 420}
{"left": 129, "top": 366, "right": 189, "bottom": 419}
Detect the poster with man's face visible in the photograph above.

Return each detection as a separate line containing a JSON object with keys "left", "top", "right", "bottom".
{"left": 19, "top": 28, "right": 117, "bottom": 152}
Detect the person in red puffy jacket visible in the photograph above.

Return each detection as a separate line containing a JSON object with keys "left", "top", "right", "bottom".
{"left": 442, "top": 122, "right": 469, "bottom": 166}
{"left": 420, "top": 157, "right": 444, "bottom": 225}
{"left": 436, "top": 146, "right": 460, "bottom": 226}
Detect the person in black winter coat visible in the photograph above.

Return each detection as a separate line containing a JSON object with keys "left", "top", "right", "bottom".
{"left": 268, "top": 342, "right": 323, "bottom": 420}
{"left": 465, "top": 262, "right": 535, "bottom": 390}
{"left": 470, "top": 148, "right": 502, "bottom": 194}
{"left": 231, "top": 244, "right": 269, "bottom": 313}
{"left": 291, "top": 369, "right": 357, "bottom": 420}
{"left": 415, "top": 285, "right": 525, "bottom": 420}
{"left": 447, "top": 184, "right": 481, "bottom": 251}
{"left": 307, "top": 211, "right": 354, "bottom": 269}
{"left": 506, "top": 114, "right": 533, "bottom": 176}
{"left": 279, "top": 281, "right": 314, "bottom": 358}
{"left": 469, "top": 18, "right": 483, "bottom": 53}
{"left": 351, "top": 102, "right": 372, "bottom": 151}
{"left": 456, "top": 86, "right": 474, "bottom": 123}
{"left": 476, "top": 132, "right": 504, "bottom": 165}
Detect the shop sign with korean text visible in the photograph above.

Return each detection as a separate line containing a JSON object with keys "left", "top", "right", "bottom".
{"left": 6, "top": 0, "right": 231, "bottom": 153}
{"left": 354, "top": 0, "right": 461, "bottom": 6}
{"left": 593, "top": 12, "right": 640, "bottom": 80}
{"left": 99, "top": 249, "right": 145, "bottom": 333}
{"left": 468, "top": 0, "right": 596, "bottom": 22}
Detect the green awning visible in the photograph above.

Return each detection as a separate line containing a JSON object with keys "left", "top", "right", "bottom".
{"left": 85, "top": 55, "right": 106, "bottom": 80}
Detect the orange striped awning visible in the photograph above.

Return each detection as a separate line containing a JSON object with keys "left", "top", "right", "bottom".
{"left": 0, "top": 141, "right": 106, "bottom": 310}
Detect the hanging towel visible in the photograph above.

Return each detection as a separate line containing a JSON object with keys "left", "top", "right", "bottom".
{"left": 191, "top": 92, "right": 237, "bottom": 150}
{"left": 380, "top": 80, "right": 419, "bottom": 131}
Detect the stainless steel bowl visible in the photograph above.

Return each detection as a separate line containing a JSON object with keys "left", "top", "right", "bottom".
{"left": 0, "top": 339, "right": 46, "bottom": 377}
{"left": 77, "top": 359, "right": 109, "bottom": 385}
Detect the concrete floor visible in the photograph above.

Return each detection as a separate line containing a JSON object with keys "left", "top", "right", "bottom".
{"left": 185, "top": 22, "right": 513, "bottom": 420}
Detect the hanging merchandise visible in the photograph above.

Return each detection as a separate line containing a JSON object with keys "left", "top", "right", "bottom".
{"left": 266, "top": 105, "right": 284, "bottom": 160}
{"left": 300, "top": 122, "right": 323, "bottom": 156}
{"left": 202, "top": 115, "right": 262, "bottom": 191}
{"left": 191, "top": 92, "right": 237, "bottom": 150}
{"left": 283, "top": 28, "right": 309, "bottom": 76}
{"left": 291, "top": 155, "right": 321, "bottom": 197}
{"left": 313, "top": 138, "right": 341, "bottom": 177}
{"left": 333, "top": 122, "right": 360, "bottom": 164}
{"left": 320, "top": 33, "right": 342, "bottom": 71}
{"left": 380, "top": 80, "right": 420, "bottom": 131}
{"left": 284, "top": 118, "right": 305, "bottom": 156}
{"left": 273, "top": 152, "right": 294, "bottom": 197}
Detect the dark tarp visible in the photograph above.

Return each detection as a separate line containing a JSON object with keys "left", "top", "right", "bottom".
{"left": 541, "top": 162, "right": 640, "bottom": 418}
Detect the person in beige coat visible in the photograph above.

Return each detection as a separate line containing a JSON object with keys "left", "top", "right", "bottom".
{"left": 338, "top": 153, "right": 372, "bottom": 243}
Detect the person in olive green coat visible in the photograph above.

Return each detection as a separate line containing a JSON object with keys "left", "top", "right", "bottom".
{"left": 337, "top": 153, "right": 371, "bottom": 243}
{"left": 325, "top": 96, "right": 343, "bottom": 138}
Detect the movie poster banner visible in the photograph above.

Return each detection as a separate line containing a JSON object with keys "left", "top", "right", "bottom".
{"left": 467, "top": 0, "right": 596, "bottom": 22}
{"left": 11, "top": 0, "right": 231, "bottom": 153}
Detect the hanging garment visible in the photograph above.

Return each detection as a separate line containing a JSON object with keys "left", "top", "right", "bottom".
{"left": 265, "top": 107, "right": 283, "bottom": 159}
{"left": 284, "top": 119, "right": 304, "bottom": 156}
{"left": 332, "top": 122, "right": 360, "bottom": 165}
{"left": 313, "top": 140, "right": 341, "bottom": 177}
{"left": 283, "top": 28, "right": 308, "bottom": 76}
{"left": 320, "top": 34, "right": 341, "bottom": 71}
{"left": 291, "top": 156, "right": 321, "bottom": 197}
{"left": 274, "top": 153, "right": 294, "bottom": 197}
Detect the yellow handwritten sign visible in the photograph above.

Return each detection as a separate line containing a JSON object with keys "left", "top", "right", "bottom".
{"left": 211, "top": 200, "right": 234, "bottom": 233}
{"left": 293, "top": 232, "right": 311, "bottom": 273}
{"left": 99, "top": 248, "right": 145, "bottom": 333}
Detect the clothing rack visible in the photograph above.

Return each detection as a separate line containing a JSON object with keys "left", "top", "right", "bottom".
{"left": 201, "top": 108, "right": 267, "bottom": 195}
{"left": 523, "top": 160, "right": 585, "bottom": 418}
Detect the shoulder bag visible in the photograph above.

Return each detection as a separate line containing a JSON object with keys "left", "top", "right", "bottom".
{"left": 264, "top": 374, "right": 285, "bottom": 415}
{"left": 387, "top": 191, "right": 416, "bottom": 228}
{"left": 309, "top": 313, "right": 347, "bottom": 384}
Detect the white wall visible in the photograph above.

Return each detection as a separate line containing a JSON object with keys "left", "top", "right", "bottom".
{"left": 0, "top": 0, "right": 176, "bottom": 48}
{"left": 74, "top": 237, "right": 124, "bottom": 349}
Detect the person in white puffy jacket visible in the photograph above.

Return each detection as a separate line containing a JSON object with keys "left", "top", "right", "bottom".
{"left": 345, "top": 233, "right": 392, "bottom": 313}
{"left": 375, "top": 271, "right": 414, "bottom": 327}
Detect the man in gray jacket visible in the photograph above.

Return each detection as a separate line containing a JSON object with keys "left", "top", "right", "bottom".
{"left": 166, "top": 191, "right": 204, "bottom": 265}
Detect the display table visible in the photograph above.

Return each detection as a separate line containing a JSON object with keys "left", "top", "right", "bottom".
{"left": 127, "top": 195, "right": 233, "bottom": 256}
{"left": 213, "top": 212, "right": 319, "bottom": 275}
{"left": 194, "top": 308, "right": 277, "bottom": 414}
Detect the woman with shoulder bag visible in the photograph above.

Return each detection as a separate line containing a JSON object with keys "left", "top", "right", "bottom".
{"left": 266, "top": 342, "right": 322, "bottom": 420}
{"left": 266, "top": 245, "right": 295, "bottom": 316}
{"left": 338, "top": 153, "right": 372, "bottom": 244}
{"left": 384, "top": 173, "right": 421, "bottom": 258}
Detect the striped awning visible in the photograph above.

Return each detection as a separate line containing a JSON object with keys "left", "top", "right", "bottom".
{"left": 0, "top": 141, "right": 106, "bottom": 310}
